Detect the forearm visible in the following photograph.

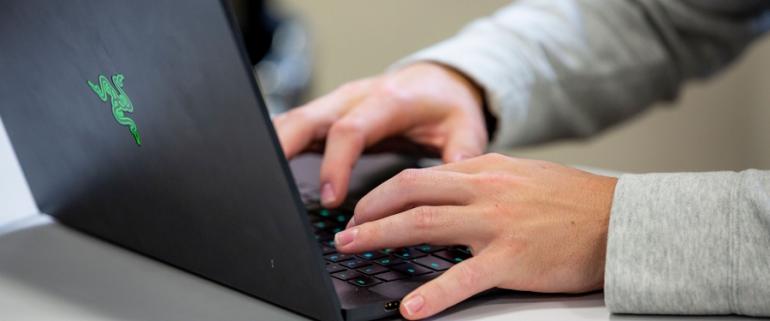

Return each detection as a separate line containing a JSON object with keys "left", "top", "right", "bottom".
{"left": 395, "top": 0, "right": 768, "bottom": 148}
{"left": 606, "top": 170, "right": 770, "bottom": 316}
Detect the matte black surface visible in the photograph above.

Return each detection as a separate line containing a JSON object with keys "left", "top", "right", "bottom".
{"left": 0, "top": 1, "right": 341, "bottom": 320}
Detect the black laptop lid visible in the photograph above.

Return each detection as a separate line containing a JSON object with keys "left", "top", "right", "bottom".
{"left": 0, "top": 1, "right": 341, "bottom": 320}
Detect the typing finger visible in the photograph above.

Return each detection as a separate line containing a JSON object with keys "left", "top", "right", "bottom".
{"left": 400, "top": 255, "right": 499, "bottom": 320}
{"left": 335, "top": 205, "right": 483, "bottom": 253}
{"left": 350, "top": 168, "right": 474, "bottom": 228}
{"left": 318, "top": 96, "right": 412, "bottom": 207}
{"left": 273, "top": 80, "right": 370, "bottom": 159}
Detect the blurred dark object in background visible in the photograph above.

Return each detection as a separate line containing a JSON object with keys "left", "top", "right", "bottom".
{"left": 229, "top": 0, "right": 313, "bottom": 114}
{"left": 229, "top": 0, "right": 278, "bottom": 64}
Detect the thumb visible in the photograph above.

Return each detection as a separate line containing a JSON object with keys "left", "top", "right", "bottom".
{"left": 399, "top": 255, "right": 498, "bottom": 320}
{"left": 441, "top": 126, "right": 486, "bottom": 163}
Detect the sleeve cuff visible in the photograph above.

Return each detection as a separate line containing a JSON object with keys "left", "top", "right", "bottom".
{"left": 604, "top": 172, "right": 739, "bottom": 314}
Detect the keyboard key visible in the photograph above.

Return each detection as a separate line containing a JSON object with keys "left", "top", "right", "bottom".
{"left": 393, "top": 248, "right": 427, "bottom": 260}
{"left": 326, "top": 263, "right": 346, "bottom": 273}
{"left": 453, "top": 246, "right": 472, "bottom": 255}
{"left": 321, "top": 246, "right": 337, "bottom": 255}
{"left": 434, "top": 249, "right": 471, "bottom": 263}
{"left": 313, "top": 220, "right": 334, "bottom": 230}
{"left": 414, "top": 256, "right": 452, "bottom": 271}
{"left": 348, "top": 275, "right": 381, "bottom": 287}
{"left": 375, "top": 257, "right": 404, "bottom": 266}
{"left": 325, "top": 253, "right": 353, "bottom": 263}
{"left": 415, "top": 244, "right": 446, "bottom": 253}
{"left": 318, "top": 209, "right": 332, "bottom": 218}
{"left": 380, "top": 248, "right": 397, "bottom": 255}
{"left": 358, "top": 265, "right": 388, "bottom": 275}
{"left": 391, "top": 263, "right": 431, "bottom": 276}
{"left": 334, "top": 214, "right": 350, "bottom": 224}
{"left": 375, "top": 271, "right": 408, "bottom": 282}
{"left": 332, "top": 270, "right": 362, "bottom": 281}
{"left": 357, "top": 251, "right": 386, "bottom": 261}
{"left": 341, "top": 259, "right": 371, "bottom": 269}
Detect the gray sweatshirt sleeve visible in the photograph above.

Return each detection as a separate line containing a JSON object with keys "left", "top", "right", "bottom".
{"left": 607, "top": 170, "right": 770, "bottom": 316}
{"left": 393, "top": 0, "right": 769, "bottom": 148}
{"left": 392, "top": 0, "right": 770, "bottom": 316}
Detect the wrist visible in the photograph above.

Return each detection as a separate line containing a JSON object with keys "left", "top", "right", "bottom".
{"left": 425, "top": 62, "right": 497, "bottom": 141}
{"left": 398, "top": 62, "right": 484, "bottom": 109}
{"left": 594, "top": 175, "right": 618, "bottom": 290}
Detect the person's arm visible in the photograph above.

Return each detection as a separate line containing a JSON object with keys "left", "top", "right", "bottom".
{"left": 394, "top": 0, "right": 770, "bottom": 148}
{"left": 275, "top": 1, "right": 770, "bottom": 318}
{"left": 273, "top": 0, "right": 770, "bottom": 208}
{"left": 385, "top": 0, "right": 770, "bottom": 316}
{"left": 606, "top": 170, "right": 770, "bottom": 316}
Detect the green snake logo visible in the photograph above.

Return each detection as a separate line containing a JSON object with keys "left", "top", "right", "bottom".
{"left": 87, "top": 74, "right": 142, "bottom": 146}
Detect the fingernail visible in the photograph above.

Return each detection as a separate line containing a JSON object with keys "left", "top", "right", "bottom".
{"left": 334, "top": 228, "right": 358, "bottom": 247}
{"left": 321, "top": 183, "right": 336, "bottom": 206}
{"left": 346, "top": 216, "right": 356, "bottom": 228}
{"left": 402, "top": 294, "right": 424, "bottom": 316}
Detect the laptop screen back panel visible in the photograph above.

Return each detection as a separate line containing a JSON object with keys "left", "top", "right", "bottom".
{"left": 0, "top": 1, "right": 342, "bottom": 320}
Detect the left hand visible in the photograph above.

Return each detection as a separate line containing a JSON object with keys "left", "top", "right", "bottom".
{"left": 333, "top": 153, "right": 618, "bottom": 320}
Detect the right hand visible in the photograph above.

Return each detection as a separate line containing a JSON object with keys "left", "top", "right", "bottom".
{"left": 273, "top": 62, "right": 489, "bottom": 208}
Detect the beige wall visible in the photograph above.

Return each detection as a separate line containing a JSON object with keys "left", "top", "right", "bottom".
{"left": 277, "top": 0, "right": 770, "bottom": 173}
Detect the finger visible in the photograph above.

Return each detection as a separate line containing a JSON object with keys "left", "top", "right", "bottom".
{"left": 335, "top": 206, "right": 480, "bottom": 253}
{"left": 431, "top": 152, "right": 515, "bottom": 174}
{"left": 441, "top": 119, "right": 487, "bottom": 163}
{"left": 350, "top": 169, "right": 474, "bottom": 228}
{"left": 318, "top": 98, "right": 411, "bottom": 207}
{"left": 400, "top": 255, "right": 499, "bottom": 320}
{"left": 273, "top": 108, "right": 327, "bottom": 159}
{"left": 273, "top": 81, "right": 369, "bottom": 159}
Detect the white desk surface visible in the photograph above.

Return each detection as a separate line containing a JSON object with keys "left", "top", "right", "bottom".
{"left": 0, "top": 118, "right": 752, "bottom": 321}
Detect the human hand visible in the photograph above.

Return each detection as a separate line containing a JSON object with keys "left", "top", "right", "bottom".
{"left": 273, "top": 63, "right": 488, "bottom": 208}
{"left": 333, "top": 153, "right": 618, "bottom": 319}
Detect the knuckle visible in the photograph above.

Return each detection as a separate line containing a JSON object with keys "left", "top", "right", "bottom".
{"left": 330, "top": 118, "right": 365, "bottom": 137}
{"left": 286, "top": 108, "right": 311, "bottom": 123}
{"left": 455, "top": 261, "right": 483, "bottom": 290}
{"left": 335, "top": 81, "right": 363, "bottom": 96}
{"left": 480, "top": 171, "right": 515, "bottom": 187}
{"left": 466, "top": 172, "right": 511, "bottom": 194}
{"left": 373, "top": 80, "right": 415, "bottom": 107}
{"left": 394, "top": 168, "right": 423, "bottom": 186}
{"left": 482, "top": 152, "right": 507, "bottom": 162}
{"left": 411, "top": 206, "right": 437, "bottom": 230}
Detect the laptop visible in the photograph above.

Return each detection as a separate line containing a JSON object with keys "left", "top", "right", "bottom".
{"left": 0, "top": 1, "right": 472, "bottom": 320}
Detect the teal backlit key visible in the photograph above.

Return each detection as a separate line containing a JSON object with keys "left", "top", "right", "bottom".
{"left": 348, "top": 275, "right": 381, "bottom": 287}
{"left": 413, "top": 256, "right": 452, "bottom": 271}
{"left": 391, "top": 263, "right": 431, "bottom": 276}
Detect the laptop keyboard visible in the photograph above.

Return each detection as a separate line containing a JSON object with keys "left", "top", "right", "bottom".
{"left": 307, "top": 205, "right": 472, "bottom": 288}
